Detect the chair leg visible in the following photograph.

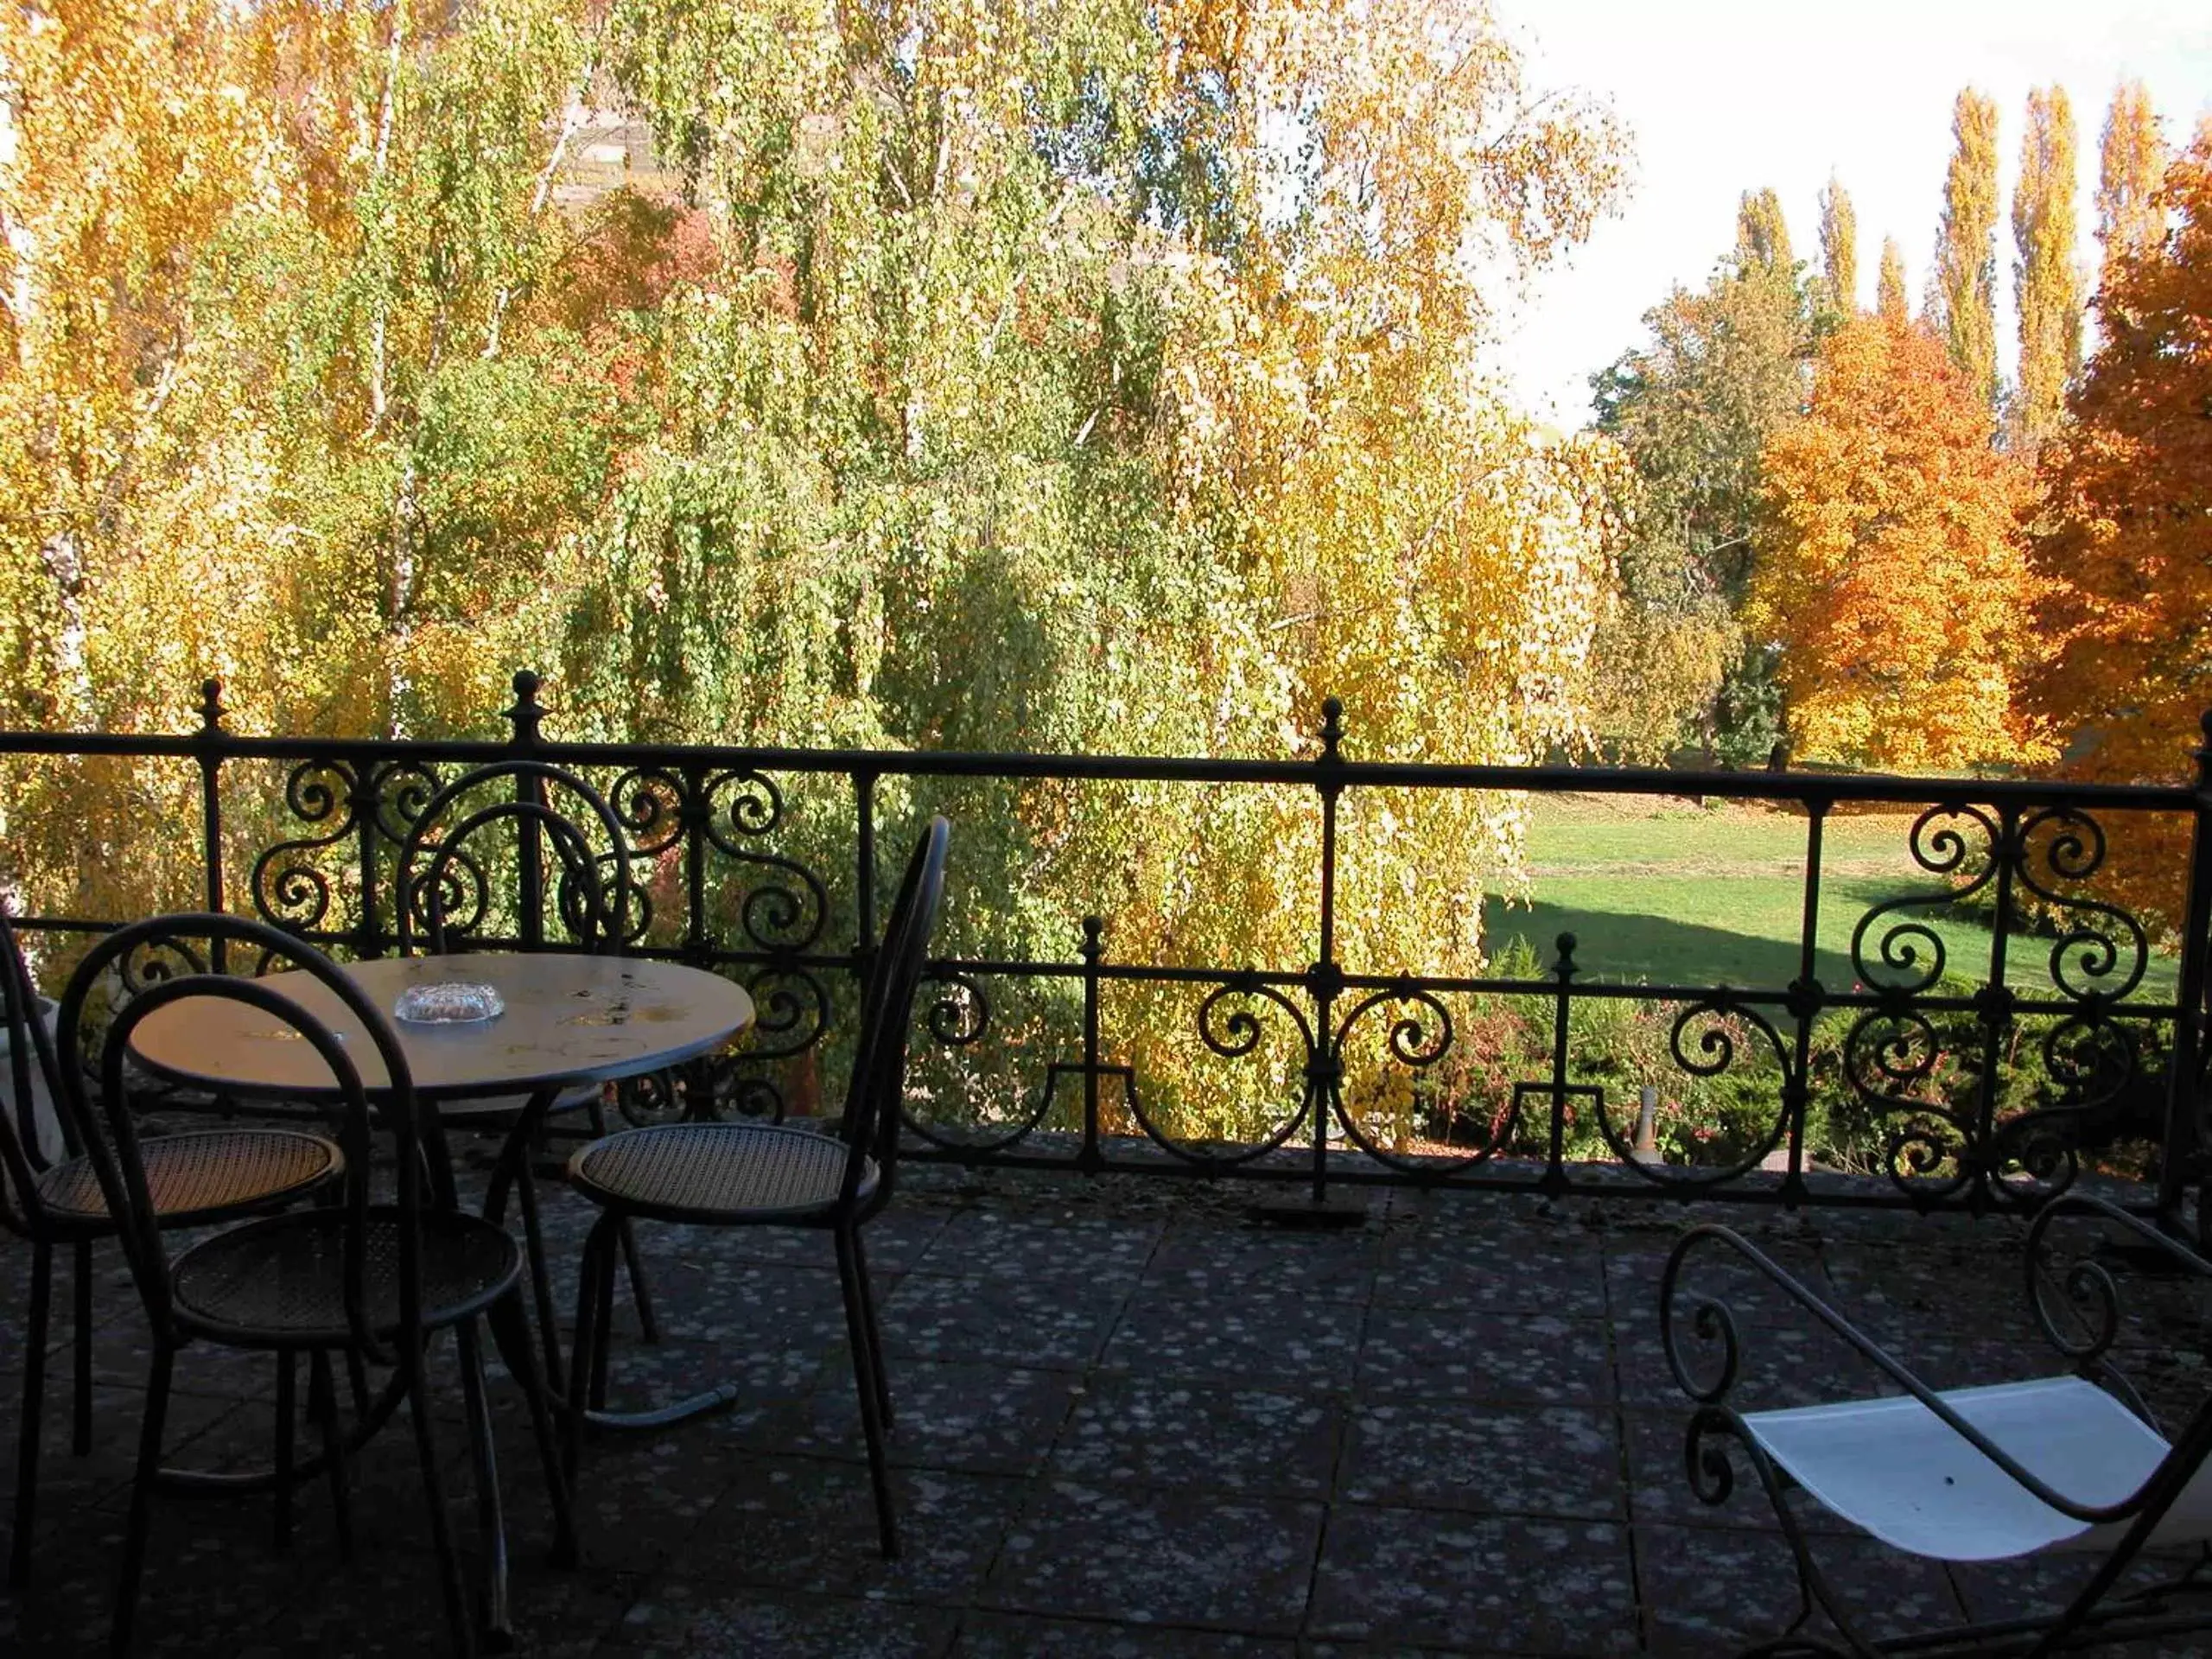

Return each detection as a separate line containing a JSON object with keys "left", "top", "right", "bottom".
{"left": 271, "top": 1351, "right": 296, "bottom": 1550}
{"left": 499, "top": 1289, "right": 578, "bottom": 1569}
{"left": 510, "top": 1156, "right": 567, "bottom": 1394}
{"left": 10, "top": 1239, "right": 54, "bottom": 1591}
{"left": 834, "top": 1226, "right": 899, "bottom": 1561}
{"left": 405, "top": 1351, "right": 475, "bottom": 1659}
{"left": 344, "top": 1347, "right": 371, "bottom": 1423}
{"left": 308, "top": 1351, "right": 353, "bottom": 1561}
{"left": 454, "top": 1319, "right": 510, "bottom": 1645}
{"left": 590, "top": 1221, "right": 619, "bottom": 1414}
{"left": 111, "top": 1344, "right": 175, "bottom": 1659}
{"left": 588, "top": 1090, "right": 660, "bottom": 1346}
{"left": 72, "top": 1239, "right": 93, "bottom": 1456}
{"left": 564, "top": 1215, "right": 615, "bottom": 1483}
{"left": 849, "top": 1230, "right": 894, "bottom": 1431}
{"left": 616, "top": 1220, "right": 660, "bottom": 1345}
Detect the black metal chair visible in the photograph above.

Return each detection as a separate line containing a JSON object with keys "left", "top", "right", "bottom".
{"left": 1662, "top": 1194, "right": 2212, "bottom": 1656}
{"left": 392, "top": 758, "right": 658, "bottom": 1372}
{"left": 391, "top": 758, "right": 640, "bottom": 961}
{"left": 0, "top": 906, "right": 343, "bottom": 1589}
{"left": 53, "top": 912, "right": 576, "bottom": 1657}
{"left": 562, "top": 817, "right": 949, "bottom": 1559}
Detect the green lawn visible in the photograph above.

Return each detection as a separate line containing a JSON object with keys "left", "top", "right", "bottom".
{"left": 1481, "top": 797, "right": 2178, "bottom": 1002}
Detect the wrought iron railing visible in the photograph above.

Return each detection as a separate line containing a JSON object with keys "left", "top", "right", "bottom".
{"left": 3, "top": 673, "right": 2208, "bottom": 1219}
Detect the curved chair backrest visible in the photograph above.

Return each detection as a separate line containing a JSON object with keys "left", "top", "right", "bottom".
{"left": 53, "top": 913, "right": 429, "bottom": 1363}
{"left": 394, "top": 760, "right": 639, "bottom": 957}
{"left": 0, "top": 903, "right": 68, "bottom": 1234}
{"left": 836, "top": 818, "right": 949, "bottom": 1214}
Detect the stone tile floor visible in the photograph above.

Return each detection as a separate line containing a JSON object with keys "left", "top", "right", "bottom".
{"left": 3, "top": 1161, "right": 2209, "bottom": 1656}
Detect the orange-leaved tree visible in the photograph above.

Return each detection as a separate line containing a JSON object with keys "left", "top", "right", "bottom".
{"left": 1748, "top": 313, "right": 2045, "bottom": 771}
{"left": 2028, "top": 127, "right": 2212, "bottom": 924}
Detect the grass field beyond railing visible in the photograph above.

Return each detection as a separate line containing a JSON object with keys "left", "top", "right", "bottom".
{"left": 1483, "top": 796, "right": 2182, "bottom": 998}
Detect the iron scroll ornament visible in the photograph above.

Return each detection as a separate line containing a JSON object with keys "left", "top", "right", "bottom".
{"left": 246, "top": 755, "right": 454, "bottom": 948}
{"left": 1842, "top": 806, "right": 2010, "bottom": 1203}
{"left": 1326, "top": 984, "right": 1517, "bottom": 1175}
{"left": 1029, "top": 976, "right": 1317, "bottom": 1170}
{"left": 604, "top": 764, "right": 688, "bottom": 862}
{"left": 895, "top": 972, "right": 1325, "bottom": 1165}
{"left": 2014, "top": 806, "right": 2151, "bottom": 1004}
{"left": 896, "top": 970, "right": 1073, "bottom": 1154}
{"left": 1848, "top": 803, "right": 2001, "bottom": 996}
{"left": 248, "top": 759, "right": 372, "bottom": 940}
{"left": 672, "top": 966, "right": 835, "bottom": 1127}
{"left": 1605, "top": 997, "right": 1799, "bottom": 1187}
{"left": 699, "top": 768, "right": 830, "bottom": 956}
{"left": 1840, "top": 803, "right": 2157, "bottom": 1205}
{"left": 1976, "top": 1012, "right": 2149, "bottom": 1201}
{"left": 1837, "top": 998, "right": 1981, "bottom": 1199}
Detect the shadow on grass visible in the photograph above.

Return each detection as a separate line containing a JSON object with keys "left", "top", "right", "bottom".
{"left": 1481, "top": 896, "right": 1837, "bottom": 989}
{"left": 1482, "top": 888, "right": 2177, "bottom": 1001}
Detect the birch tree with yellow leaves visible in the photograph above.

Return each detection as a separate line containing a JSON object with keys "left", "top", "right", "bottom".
{"left": 0, "top": 0, "right": 1633, "bottom": 1138}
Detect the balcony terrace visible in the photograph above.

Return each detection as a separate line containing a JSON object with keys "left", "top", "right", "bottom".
{"left": 6, "top": 1160, "right": 2206, "bottom": 1658}
{"left": 0, "top": 680, "right": 2208, "bottom": 1655}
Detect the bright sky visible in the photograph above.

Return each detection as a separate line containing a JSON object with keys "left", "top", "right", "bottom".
{"left": 1491, "top": 0, "right": 2212, "bottom": 428}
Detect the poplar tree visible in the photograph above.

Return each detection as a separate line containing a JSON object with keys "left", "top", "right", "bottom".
{"left": 2012, "top": 85, "right": 2082, "bottom": 449}
{"left": 2096, "top": 80, "right": 2165, "bottom": 283}
{"left": 1737, "top": 187, "right": 1793, "bottom": 271}
{"left": 1934, "top": 88, "right": 2001, "bottom": 418}
{"left": 1818, "top": 177, "right": 1858, "bottom": 315}
{"left": 1877, "top": 238, "right": 1910, "bottom": 324}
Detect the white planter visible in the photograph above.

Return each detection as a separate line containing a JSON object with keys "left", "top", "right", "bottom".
{"left": 0, "top": 995, "right": 64, "bottom": 1164}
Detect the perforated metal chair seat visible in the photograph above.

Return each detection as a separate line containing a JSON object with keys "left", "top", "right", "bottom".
{"left": 170, "top": 1207, "right": 521, "bottom": 1347}
{"left": 33, "top": 1128, "right": 341, "bottom": 1230}
{"left": 568, "top": 1122, "right": 876, "bottom": 1224}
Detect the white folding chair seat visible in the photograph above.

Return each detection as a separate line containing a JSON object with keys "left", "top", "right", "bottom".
{"left": 1745, "top": 1375, "right": 2212, "bottom": 1560}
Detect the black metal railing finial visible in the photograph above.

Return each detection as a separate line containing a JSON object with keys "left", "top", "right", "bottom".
{"left": 1320, "top": 696, "right": 1344, "bottom": 761}
{"left": 195, "top": 679, "right": 226, "bottom": 736}
{"left": 507, "top": 670, "right": 544, "bottom": 747}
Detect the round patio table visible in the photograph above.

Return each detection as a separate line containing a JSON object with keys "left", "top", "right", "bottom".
{"left": 129, "top": 951, "right": 753, "bottom": 1645}
{"left": 130, "top": 951, "right": 753, "bottom": 1103}
{"left": 131, "top": 951, "right": 753, "bottom": 1364}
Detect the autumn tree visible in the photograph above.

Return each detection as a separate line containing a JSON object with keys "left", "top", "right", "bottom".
{"left": 1592, "top": 246, "right": 1814, "bottom": 619}
{"left": 1818, "top": 177, "right": 1858, "bottom": 320}
{"left": 3, "top": 0, "right": 1633, "bottom": 1134}
{"left": 1737, "top": 187, "right": 1794, "bottom": 273}
{"left": 1876, "top": 236, "right": 1910, "bottom": 324}
{"left": 2012, "top": 85, "right": 2082, "bottom": 450}
{"left": 2096, "top": 80, "right": 2165, "bottom": 289}
{"left": 1934, "top": 88, "right": 2001, "bottom": 419}
{"left": 0, "top": 0, "right": 270, "bottom": 734}
{"left": 2028, "top": 129, "right": 2212, "bottom": 921}
{"left": 236, "top": 0, "right": 607, "bottom": 736}
{"left": 0, "top": 0, "right": 608, "bottom": 747}
{"left": 1749, "top": 313, "right": 2044, "bottom": 771}
{"left": 1589, "top": 213, "right": 1807, "bottom": 762}
{"left": 567, "top": 0, "right": 1633, "bottom": 1123}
